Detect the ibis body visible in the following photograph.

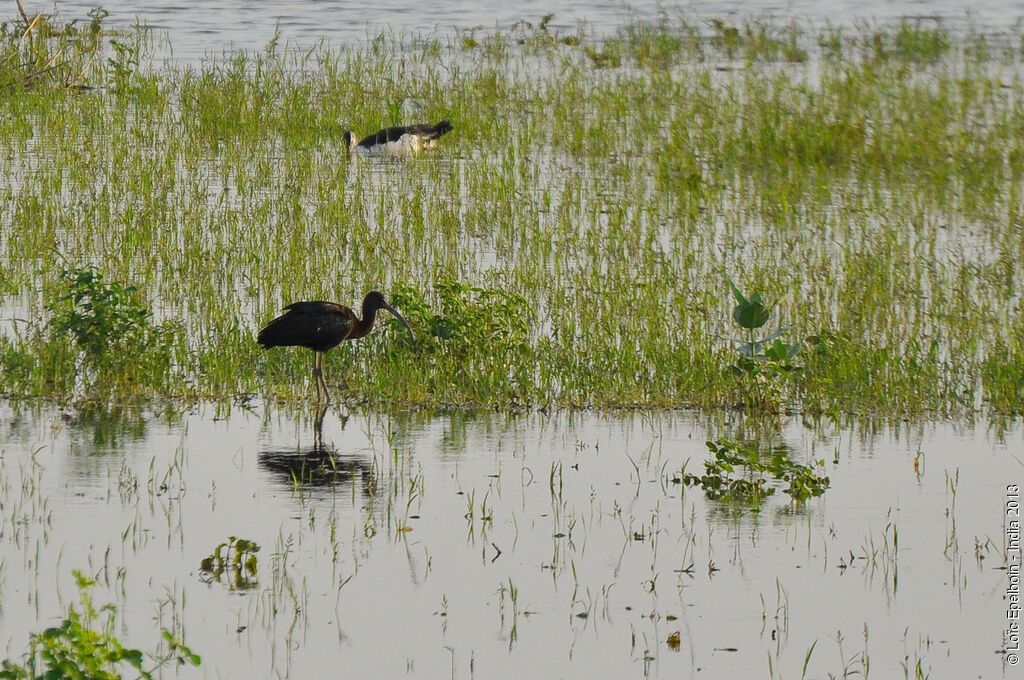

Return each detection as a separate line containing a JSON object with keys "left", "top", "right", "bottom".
{"left": 258, "top": 291, "right": 413, "bottom": 402}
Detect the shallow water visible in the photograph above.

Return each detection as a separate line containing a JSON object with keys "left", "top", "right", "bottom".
{"left": 39, "top": 0, "right": 1024, "bottom": 62}
{"left": 0, "top": 399, "right": 1017, "bottom": 678}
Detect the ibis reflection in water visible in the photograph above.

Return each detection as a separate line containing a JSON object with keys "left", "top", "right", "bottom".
{"left": 258, "top": 291, "right": 414, "bottom": 402}
{"left": 258, "top": 407, "right": 372, "bottom": 489}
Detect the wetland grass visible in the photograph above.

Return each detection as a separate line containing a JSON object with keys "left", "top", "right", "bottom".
{"left": 0, "top": 13, "right": 1021, "bottom": 415}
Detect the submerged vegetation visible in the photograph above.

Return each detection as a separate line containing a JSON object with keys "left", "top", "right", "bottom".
{"left": 199, "top": 537, "right": 261, "bottom": 590}
{"left": 0, "top": 10, "right": 1021, "bottom": 416}
{"left": 681, "top": 437, "right": 830, "bottom": 502}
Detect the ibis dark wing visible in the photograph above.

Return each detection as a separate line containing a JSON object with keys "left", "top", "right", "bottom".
{"left": 257, "top": 302, "right": 356, "bottom": 352}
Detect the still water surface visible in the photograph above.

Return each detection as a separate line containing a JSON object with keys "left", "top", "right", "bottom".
{"left": 0, "top": 401, "right": 1017, "bottom": 678}
{"left": 42, "top": 0, "right": 1024, "bottom": 61}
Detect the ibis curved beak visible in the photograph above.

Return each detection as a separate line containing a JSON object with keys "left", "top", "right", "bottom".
{"left": 381, "top": 300, "right": 415, "bottom": 343}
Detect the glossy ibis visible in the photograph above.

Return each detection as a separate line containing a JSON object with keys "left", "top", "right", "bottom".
{"left": 258, "top": 291, "right": 414, "bottom": 402}
{"left": 343, "top": 120, "right": 453, "bottom": 157}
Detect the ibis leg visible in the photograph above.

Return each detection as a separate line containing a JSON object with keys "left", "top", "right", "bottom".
{"left": 313, "top": 351, "right": 332, "bottom": 403}
{"left": 312, "top": 352, "right": 320, "bottom": 401}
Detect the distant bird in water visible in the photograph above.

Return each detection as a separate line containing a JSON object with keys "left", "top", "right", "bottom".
{"left": 258, "top": 291, "right": 414, "bottom": 402}
{"left": 343, "top": 120, "right": 453, "bottom": 157}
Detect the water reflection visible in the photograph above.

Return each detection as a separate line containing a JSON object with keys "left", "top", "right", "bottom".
{"left": 257, "top": 405, "right": 372, "bottom": 490}
{"left": 0, "top": 400, "right": 1017, "bottom": 679}
{"left": 66, "top": 405, "right": 153, "bottom": 453}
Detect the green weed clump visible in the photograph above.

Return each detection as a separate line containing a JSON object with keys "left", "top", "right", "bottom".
{"left": 49, "top": 268, "right": 152, "bottom": 363}
{"left": 0, "top": 571, "right": 200, "bottom": 680}
{"left": 199, "top": 537, "right": 261, "bottom": 590}
{"left": 0, "top": 7, "right": 104, "bottom": 91}
{"left": 0, "top": 7, "right": 151, "bottom": 94}
{"left": 0, "top": 11, "right": 1021, "bottom": 415}
{"left": 682, "top": 437, "right": 830, "bottom": 503}
{"left": 0, "top": 268, "right": 183, "bottom": 401}
{"left": 726, "top": 280, "right": 802, "bottom": 412}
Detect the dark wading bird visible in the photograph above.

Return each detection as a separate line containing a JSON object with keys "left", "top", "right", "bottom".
{"left": 343, "top": 120, "right": 453, "bottom": 157}
{"left": 258, "top": 291, "right": 414, "bottom": 402}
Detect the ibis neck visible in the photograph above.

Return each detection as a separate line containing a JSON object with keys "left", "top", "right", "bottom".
{"left": 349, "top": 303, "right": 380, "bottom": 340}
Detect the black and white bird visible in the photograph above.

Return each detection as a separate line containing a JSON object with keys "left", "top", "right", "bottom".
{"left": 343, "top": 120, "right": 453, "bottom": 157}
